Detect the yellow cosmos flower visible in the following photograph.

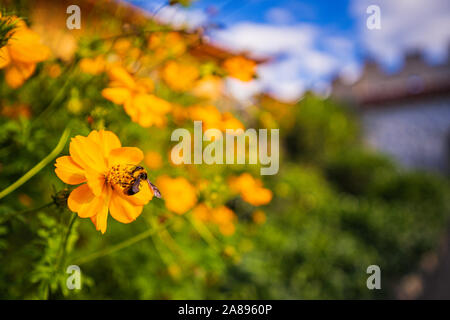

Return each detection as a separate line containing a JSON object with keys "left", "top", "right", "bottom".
{"left": 54, "top": 130, "right": 156, "bottom": 234}
{"left": 162, "top": 61, "right": 199, "bottom": 91}
{"left": 188, "top": 105, "right": 244, "bottom": 134}
{"left": 223, "top": 56, "right": 256, "bottom": 82}
{"left": 191, "top": 75, "right": 223, "bottom": 100}
{"left": 211, "top": 206, "right": 237, "bottom": 236}
{"left": 228, "top": 173, "right": 272, "bottom": 206}
{"left": 193, "top": 204, "right": 237, "bottom": 236}
{"left": 156, "top": 175, "right": 197, "bottom": 214}
{"left": 148, "top": 32, "right": 186, "bottom": 61}
{"left": 144, "top": 151, "right": 163, "bottom": 170}
{"left": 101, "top": 66, "right": 171, "bottom": 127}
{"left": 113, "top": 38, "right": 132, "bottom": 56}
{"left": 45, "top": 63, "right": 62, "bottom": 78}
{"left": 0, "top": 16, "right": 50, "bottom": 88}
{"left": 79, "top": 56, "right": 106, "bottom": 75}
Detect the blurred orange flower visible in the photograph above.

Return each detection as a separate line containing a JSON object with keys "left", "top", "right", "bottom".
{"left": 156, "top": 175, "right": 197, "bottom": 214}
{"left": 79, "top": 56, "right": 106, "bottom": 75}
{"left": 211, "top": 206, "right": 237, "bottom": 236}
{"left": 54, "top": 130, "right": 154, "bottom": 233}
{"left": 144, "top": 151, "right": 163, "bottom": 170}
{"left": 1, "top": 103, "right": 31, "bottom": 119}
{"left": 101, "top": 66, "right": 171, "bottom": 127}
{"left": 162, "top": 60, "right": 199, "bottom": 91}
{"left": 148, "top": 32, "right": 186, "bottom": 60}
{"left": 46, "top": 63, "right": 62, "bottom": 78}
{"left": 113, "top": 38, "right": 132, "bottom": 56}
{"left": 192, "top": 203, "right": 237, "bottom": 236}
{"left": 228, "top": 173, "right": 272, "bottom": 206}
{"left": 188, "top": 105, "right": 244, "bottom": 133}
{"left": 0, "top": 15, "right": 51, "bottom": 88}
{"left": 223, "top": 56, "right": 256, "bottom": 82}
{"left": 192, "top": 75, "right": 223, "bottom": 100}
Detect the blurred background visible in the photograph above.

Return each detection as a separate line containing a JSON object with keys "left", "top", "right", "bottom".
{"left": 0, "top": 0, "right": 449, "bottom": 299}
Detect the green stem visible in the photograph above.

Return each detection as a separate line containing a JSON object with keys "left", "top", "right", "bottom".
{"left": 185, "top": 214, "right": 220, "bottom": 251}
{"left": 46, "top": 213, "right": 77, "bottom": 300}
{"left": 58, "top": 213, "right": 78, "bottom": 269}
{"left": 0, "top": 127, "right": 71, "bottom": 201}
{"left": 72, "top": 219, "right": 173, "bottom": 265}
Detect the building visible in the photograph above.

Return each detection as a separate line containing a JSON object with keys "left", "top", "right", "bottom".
{"left": 331, "top": 51, "right": 450, "bottom": 174}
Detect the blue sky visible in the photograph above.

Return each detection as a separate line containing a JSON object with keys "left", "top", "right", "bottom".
{"left": 126, "top": 0, "right": 450, "bottom": 102}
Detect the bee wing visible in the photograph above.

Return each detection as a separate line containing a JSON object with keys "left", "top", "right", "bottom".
{"left": 148, "top": 180, "right": 162, "bottom": 199}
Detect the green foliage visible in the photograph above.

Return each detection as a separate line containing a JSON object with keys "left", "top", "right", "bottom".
{"left": 284, "top": 94, "right": 359, "bottom": 163}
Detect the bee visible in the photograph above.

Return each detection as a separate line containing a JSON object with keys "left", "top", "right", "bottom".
{"left": 125, "top": 166, "right": 162, "bottom": 199}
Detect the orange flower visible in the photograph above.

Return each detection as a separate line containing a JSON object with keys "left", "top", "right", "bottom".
{"left": 192, "top": 203, "right": 237, "bottom": 236}
{"left": 192, "top": 203, "right": 210, "bottom": 222}
{"left": 156, "top": 175, "right": 197, "bottom": 214}
{"left": 54, "top": 130, "right": 156, "bottom": 233}
{"left": 79, "top": 56, "right": 106, "bottom": 75}
{"left": 101, "top": 66, "right": 171, "bottom": 127}
{"left": 192, "top": 75, "right": 223, "bottom": 100}
{"left": 113, "top": 38, "right": 132, "bottom": 56}
{"left": 188, "top": 105, "right": 244, "bottom": 134}
{"left": 162, "top": 61, "right": 199, "bottom": 91}
{"left": 221, "top": 111, "right": 244, "bottom": 132}
{"left": 228, "top": 173, "right": 272, "bottom": 206}
{"left": 148, "top": 32, "right": 186, "bottom": 60}
{"left": 0, "top": 16, "right": 50, "bottom": 88}
{"left": 144, "top": 151, "right": 163, "bottom": 170}
{"left": 211, "top": 206, "right": 237, "bottom": 236}
{"left": 188, "top": 105, "right": 222, "bottom": 131}
{"left": 46, "top": 63, "right": 62, "bottom": 78}
{"left": 223, "top": 56, "right": 256, "bottom": 82}
{"left": 1, "top": 103, "right": 31, "bottom": 119}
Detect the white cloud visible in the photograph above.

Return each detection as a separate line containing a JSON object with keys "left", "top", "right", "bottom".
{"left": 224, "top": 78, "right": 264, "bottom": 104}
{"left": 351, "top": 0, "right": 450, "bottom": 66}
{"left": 154, "top": 5, "right": 208, "bottom": 29}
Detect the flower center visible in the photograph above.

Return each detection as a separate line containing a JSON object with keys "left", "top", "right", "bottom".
{"left": 107, "top": 164, "right": 148, "bottom": 195}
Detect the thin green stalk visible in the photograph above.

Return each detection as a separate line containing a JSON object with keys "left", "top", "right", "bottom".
{"left": 58, "top": 213, "right": 78, "bottom": 269}
{"left": 147, "top": 216, "right": 176, "bottom": 266}
{"left": 72, "top": 219, "right": 173, "bottom": 265}
{"left": 46, "top": 213, "right": 77, "bottom": 300}
{"left": 185, "top": 214, "right": 220, "bottom": 251}
{"left": 0, "top": 127, "right": 71, "bottom": 201}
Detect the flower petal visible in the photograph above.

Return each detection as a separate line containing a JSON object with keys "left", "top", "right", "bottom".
{"left": 109, "top": 191, "right": 143, "bottom": 223}
{"left": 67, "top": 184, "right": 95, "bottom": 213}
{"left": 107, "top": 66, "right": 136, "bottom": 89}
{"left": 88, "top": 130, "right": 121, "bottom": 160}
{"left": 5, "top": 62, "right": 35, "bottom": 88}
{"left": 101, "top": 87, "right": 131, "bottom": 105}
{"left": 69, "top": 184, "right": 111, "bottom": 233}
{"left": 126, "top": 180, "right": 153, "bottom": 206}
{"left": 0, "top": 46, "right": 11, "bottom": 69}
{"left": 69, "top": 135, "right": 108, "bottom": 173}
{"left": 8, "top": 29, "right": 50, "bottom": 63}
{"left": 92, "top": 199, "right": 109, "bottom": 234}
{"left": 55, "top": 156, "right": 86, "bottom": 185}
{"left": 85, "top": 168, "right": 106, "bottom": 196}
{"left": 108, "top": 147, "right": 144, "bottom": 167}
